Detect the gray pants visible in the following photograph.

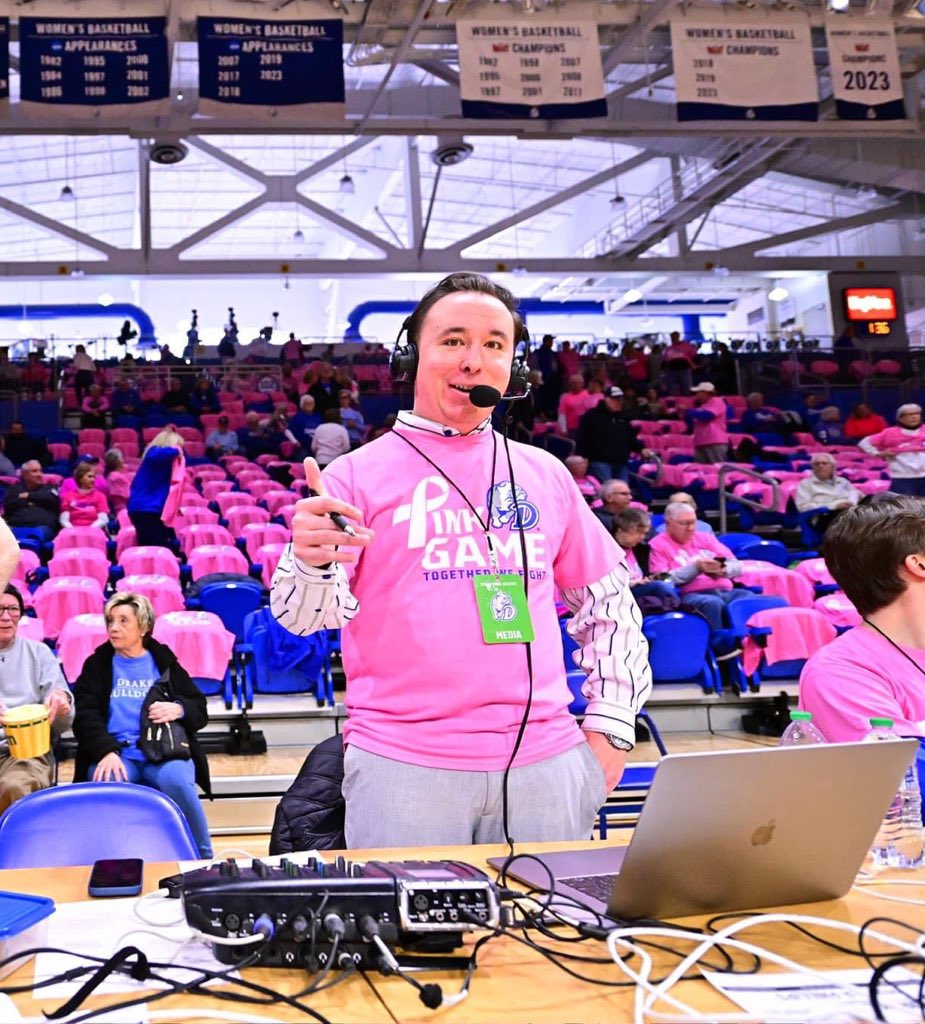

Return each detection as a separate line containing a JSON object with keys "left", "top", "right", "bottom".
{"left": 343, "top": 742, "right": 608, "bottom": 848}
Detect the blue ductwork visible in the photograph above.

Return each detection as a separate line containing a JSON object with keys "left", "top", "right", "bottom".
{"left": 343, "top": 298, "right": 726, "bottom": 344}
{"left": 0, "top": 303, "right": 157, "bottom": 348}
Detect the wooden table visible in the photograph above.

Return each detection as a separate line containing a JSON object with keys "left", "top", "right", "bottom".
{"left": 1, "top": 841, "right": 923, "bottom": 1024}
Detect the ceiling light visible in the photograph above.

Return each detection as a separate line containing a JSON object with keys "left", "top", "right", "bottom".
{"left": 339, "top": 173, "right": 355, "bottom": 195}
{"left": 511, "top": 265, "right": 528, "bottom": 277}
{"left": 712, "top": 264, "right": 731, "bottom": 278}
{"left": 610, "top": 194, "right": 626, "bottom": 206}
{"left": 829, "top": 0, "right": 850, "bottom": 9}
{"left": 855, "top": 185, "right": 878, "bottom": 202}
{"left": 59, "top": 184, "right": 75, "bottom": 200}
{"left": 769, "top": 285, "right": 789, "bottom": 302}
{"left": 293, "top": 228, "right": 305, "bottom": 242}
{"left": 97, "top": 292, "right": 114, "bottom": 307}
{"left": 70, "top": 268, "right": 85, "bottom": 278}
{"left": 623, "top": 288, "right": 643, "bottom": 303}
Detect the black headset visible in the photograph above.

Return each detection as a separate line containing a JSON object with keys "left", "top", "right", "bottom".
{"left": 389, "top": 316, "right": 532, "bottom": 400}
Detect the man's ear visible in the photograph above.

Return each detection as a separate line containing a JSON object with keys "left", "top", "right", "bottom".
{"left": 902, "top": 554, "right": 925, "bottom": 581}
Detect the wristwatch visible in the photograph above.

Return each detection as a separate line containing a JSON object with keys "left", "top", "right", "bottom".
{"left": 603, "top": 733, "right": 633, "bottom": 752}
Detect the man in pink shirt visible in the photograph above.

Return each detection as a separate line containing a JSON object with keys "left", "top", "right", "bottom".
{"left": 685, "top": 382, "right": 729, "bottom": 464}
{"left": 271, "top": 273, "right": 651, "bottom": 848}
{"left": 557, "top": 374, "right": 597, "bottom": 435}
{"left": 648, "top": 502, "right": 749, "bottom": 630}
{"left": 800, "top": 495, "right": 925, "bottom": 741}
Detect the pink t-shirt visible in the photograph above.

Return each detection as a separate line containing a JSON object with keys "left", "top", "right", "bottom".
{"left": 624, "top": 548, "right": 644, "bottom": 583}
{"left": 60, "top": 486, "right": 108, "bottom": 527}
{"left": 558, "top": 390, "right": 597, "bottom": 432}
{"left": 571, "top": 473, "right": 600, "bottom": 498}
{"left": 322, "top": 424, "right": 623, "bottom": 771}
{"left": 800, "top": 625, "right": 925, "bottom": 741}
{"left": 692, "top": 396, "right": 729, "bottom": 447}
{"left": 862, "top": 425, "right": 925, "bottom": 455}
{"left": 648, "top": 531, "right": 735, "bottom": 594}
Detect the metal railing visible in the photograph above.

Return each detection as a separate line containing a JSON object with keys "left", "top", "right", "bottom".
{"left": 718, "top": 465, "right": 781, "bottom": 535}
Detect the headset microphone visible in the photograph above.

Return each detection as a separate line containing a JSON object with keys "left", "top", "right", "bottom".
{"left": 468, "top": 385, "right": 503, "bottom": 408}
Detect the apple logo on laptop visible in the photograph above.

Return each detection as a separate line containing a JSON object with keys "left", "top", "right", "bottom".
{"left": 751, "top": 820, "right": 776, "bottom": 846}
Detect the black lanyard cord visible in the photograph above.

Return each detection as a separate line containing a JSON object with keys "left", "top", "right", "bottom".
{"left": 863, "top": 618, "right": 925, "bottom": 681}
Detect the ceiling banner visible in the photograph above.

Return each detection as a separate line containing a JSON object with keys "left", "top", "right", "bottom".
{"left": 0, "top": 19, "right": 8, "bottom": 105}
{"left": 457, "top": 19, "right": 606, "bottom": 120}
{"left": 19, "top": 16, "right": 169, "bottom": 117}
{"left": 669, "top": 15, "right": 817, "bottom": 121}
{"left": 197, "top": 16, "right": 345, "bottom": 120}
{"left": 826, "top": 20, "right": 905, "bottom": 121}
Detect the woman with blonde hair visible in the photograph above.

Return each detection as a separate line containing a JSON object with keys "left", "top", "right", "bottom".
{"left": 73, "top": 592, "right": 212, "bottom": 857}
{"left": 59, "top": 461, "right": 109, "bottom": 529}
{"left": 126, "top": 427, "right": 185, "bottom": 547}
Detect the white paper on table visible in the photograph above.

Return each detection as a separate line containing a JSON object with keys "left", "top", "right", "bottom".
{"left": 177, "top": 848, "right": 326, "bottom": 873}
{"left": 0, "top": 991, "right": 148, "bottom": 1023}
{"left": 705, "top": 967, "right": 922, "bottom": 1022}
{"left": 34, "top": 897, "right": 235, "bottom": 999}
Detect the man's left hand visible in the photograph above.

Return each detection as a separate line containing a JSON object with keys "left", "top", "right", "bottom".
{"left": 44, "top": 690, "right": 70, "bottom": 724}
{"left": 148, "top": 701, "right": 183, "bottom": 724}
{"left": 585, "top": 731, "right": 628, "bottom": 794}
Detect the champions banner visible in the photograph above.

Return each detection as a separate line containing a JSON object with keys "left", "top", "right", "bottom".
{"left": 670, "top": 15, "right": 817, "bottom": 121}
{"left": 457, "top": 19, "right": 606, "bottom": 120}
{"left": 826, "top": 21, "right": 905, "bottom": 121}
{"left": 197, "top": 17, "right": 345, "bottom": 119}
{"left": 19, "top": 16, "right": 169, "bottom": 116}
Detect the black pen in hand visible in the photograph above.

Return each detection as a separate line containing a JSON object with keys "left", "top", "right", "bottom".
{"left": 307, "top": 488, "right": 358, "bottom": 538}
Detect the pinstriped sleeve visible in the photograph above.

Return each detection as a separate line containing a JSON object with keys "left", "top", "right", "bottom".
{"left": 559, "top": 564, "right": 652, "bottom": 749}
{"left": 269, "top": 542, "right": 360, "bottom": 635}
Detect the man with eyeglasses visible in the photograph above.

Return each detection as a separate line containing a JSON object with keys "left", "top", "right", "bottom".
{"left": 0, "top": 584, "right": 72, "bottom": 811}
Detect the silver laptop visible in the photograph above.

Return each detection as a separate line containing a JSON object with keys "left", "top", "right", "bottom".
{"left": 489, "top": 741, "right": 917, "bottom": 921}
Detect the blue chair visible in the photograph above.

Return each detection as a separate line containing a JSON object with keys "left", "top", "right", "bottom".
{"left": 642, "top": 612, "right": 722, "bottom": 694}
{"left": 734, "top": 538, "right": 791, "bottom": 568}
{"left": 188, "top": 578, "right": 266, "bottom": 643}
{"left": 237, "top": 607, "right": 333, "bottom": 707}
{"left": 598, "top": 763, "right": 658, "bottom": 838}
{"left": 717, "top": 533, "right": 761, "bottom": 556}
{"left": 0, "top": 782, "right": 199, "bottom": 868}
{"left": 721, "top": 595, "right": 789, "bottom": 692}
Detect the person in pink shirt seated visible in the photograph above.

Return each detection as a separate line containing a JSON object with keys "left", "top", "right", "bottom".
{"left": 81, "top": 384, "right": 110, "bottom": 429}
{"left": 800, "top": 494, "right": 925, "bottom": 741}
{"left": 557, "top": 374, "right": 597, "bottom": 435}
{"left": 564, "top": 455, "right": 601, "bottom": 501}
{"left": 648, "top": 501, "right": 750, "bottom": 630}
{"left": 59, "top": 455, "right": 110, "bottom": 501}
{"left": 59, "top": 462, "right": 109, "bottom": 529}
{"left": 613, "top": 507, "right": 680, "bottom": 615}
{"left": 270, "top": 272, "right": 652, "bottom": 848}
{"left": 859, "top": 403, "right": 925, "bottom": 497}
{"left": 685, "top": 381, "right": 729, "bottom": 464}
{"left": 103, "top": 448, "right": 132, "bottom": 514}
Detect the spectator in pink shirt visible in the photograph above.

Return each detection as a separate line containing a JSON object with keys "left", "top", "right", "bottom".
{"left": 800, "top": 495, "right": 925, "bottom": 741}
{"left": 564, "top": 455, "right": 601, "bottom": 500}
{"left": 81, "top": 384, "right": 109, "bottom": 429}
{"left": 557, "top": 374, "right": 596, "bottom": 435}
{"left": 662, "top": 331, "right": 697, "bottom": 396}
{"left": 648, "top": 502, "right": 749, "bottom": 630}
{"left": 685, "top": 382, "right": 729, "bottom": 464}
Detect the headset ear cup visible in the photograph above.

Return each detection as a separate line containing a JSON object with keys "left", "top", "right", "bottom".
{"left": 389, "top": 341, "right": 418, "bottom": 384}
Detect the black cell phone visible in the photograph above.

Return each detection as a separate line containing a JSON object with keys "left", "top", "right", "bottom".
{"left": 714, "top": 556, "right": 727, "bottom": 565}
{"left": 651, "top": 572, "right": 671, "bottom": 581}
{"left": 88, "top": 858, "right": 144, "bottom": 898}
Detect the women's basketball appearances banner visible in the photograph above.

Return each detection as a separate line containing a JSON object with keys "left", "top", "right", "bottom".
{"left": 670, "top": 16, "right": 817, "bottom": 121}
{"left": 457, "top": 19, "right": 606, "bottom": 120}
{"left": 826, "top": 21, "right": 905, "bottom": 121}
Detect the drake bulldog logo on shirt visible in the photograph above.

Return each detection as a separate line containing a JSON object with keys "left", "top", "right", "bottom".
{"left": 392, "top": 474, "right": 548, "bottom": 580}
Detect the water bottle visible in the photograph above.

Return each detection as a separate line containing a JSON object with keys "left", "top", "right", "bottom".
{"left": 863, "top": 717, "right": 925, "bottom": 869}
{"left": 780, "top": 711, "right": 826, "bottom": 746}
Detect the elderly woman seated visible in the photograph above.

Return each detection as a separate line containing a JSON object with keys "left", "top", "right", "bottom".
{"left": 794, "top": 453, "right": 861, "bottom": 536}
{"left": 612, "top": 507, "right": 680, "bottom": 615}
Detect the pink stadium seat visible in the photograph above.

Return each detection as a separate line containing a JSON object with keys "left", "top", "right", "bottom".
{"left": 109, "top": 428, "right": 138, "bottom": 445}
{"left": 848, "top": 360, "right": 874, "bottom": 381}
{"left": 813, "top": 592, "right": 861, "bottom": 630}
{"left": 178, "top": 491, "right": 209, "bottom": 508}
{"left": 200, "top": 414, "right": 221, "bottom": 435}
{"left": 214, "top": 491, "right": 257, "bottom": 516}
{"left": 16, "top": 616, "right": 45, "bottom": 643}
{"left": 178, "top": 523, "right": 236, "bottom": 557}
{"left": 33, "top": 577, "right": 105, "bottom": 640}
{"left": 53, "top": 526, "right": 108, "bottom": 557}
{"left": 225, "top": 505, "right": 271, "bottom": 535}
{"left": 737, "top": 561, "right": 815, "bottom": 607}
{"left": 42, "top": 473, "right": 64, "bottom": 488}
{"left": 247, "top": 479, "right": 287, "bottom": 501}
{"left": 114, "top": 526, "right": 138, "bottom": 561}
{"left": 117, "top": 574, "right": 185, "bottom": 616}
{"left": 276, "top": 505, "right": 296, "bottom": 529}
{"left": 184, "top": 442, "right": 206, "bottom": 459}
{"left": 48, "top": 548, "right": 110, "bottom": 590}
{"left": 177, "top": 506, "right": 220, "bottom": 526}
{"left": 202, "top": 480, "right": 235, "bottom": 501}
{"left": 873, "top": 359, "right": 902, "bottom": 376}
{"left": 77, "top": 442, "right": 106, "bottom": 460}
{"left": 240, "top": 522, "right": 290, "bottom": 563}
{"left": 256, "top": 542, "right": 287, "bottom": 588}
{"left": 191, "top": 466, "right": 226, "bottom": 484}
{"left": 264, "top": 490, "right": 299, "bottom": 517}
{"left": 810, "top": 360, "right": 839, "bottom": 378}
{"left": 794, "top": 557, "right": 836, "bottom": 588}
{"left": 178, "top": 427, "right": 203, "bottom": 443}
{"left": 11, "top": 549, "right": 41, "bottom": 587}
{"left": 78, "top": 428, "right": 106, "bottom": 446}
{"left": 152, "top": 611, "right": 234, "bottom": 681}
{"left": 48, "top": 443, "right": 73, "bottom": 462}
{"left": 187, "top": 544, "right": 249, "bottom": 580}
{"left": 118, "top": 546, "right": 181, "bottom": 580}
{"left": 56, "top": 613, "right": 109, "bottom": 682}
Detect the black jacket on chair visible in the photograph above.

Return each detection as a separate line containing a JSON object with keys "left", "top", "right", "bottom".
{"left": 270, "top": 733, "right": 345, "bottom": 853}
{"left": 72, "top": 637, "right": 212, "bottom": 797}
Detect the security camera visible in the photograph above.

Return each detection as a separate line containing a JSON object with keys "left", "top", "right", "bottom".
{"left": 149, "top": 140, "right": 188, "bottom": 165}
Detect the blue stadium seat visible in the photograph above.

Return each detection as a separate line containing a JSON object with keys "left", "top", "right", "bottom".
{"left": 237, "top": 607, "right": 333, "bottom": 707}
{"left": 641, "top": 612, "right": 722, "bottom": 694}
{"left": 0, "top": 782, "right": 198, "bottom": 868}
{"left": 734, "top": 538, "right": 791, "bottom": 567}
{"left": 188, "top": 578, "right": 266, "bottom": 642}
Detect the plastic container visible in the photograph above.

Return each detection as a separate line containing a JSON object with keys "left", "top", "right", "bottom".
{"left": 0, "top": 891, "right": 54, "bottom": 979}
{"left": 780, "top": 711, "right": 826, "bottom": 746}
{"left": 3, "top": 704, "right": 50, "bottom": 759}
{"left": 863, "top": 717, "right": 925, "bottom": 869}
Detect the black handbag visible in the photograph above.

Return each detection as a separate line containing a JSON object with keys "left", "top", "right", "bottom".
{"left": 137, "top": 681, "right": 191, "bottom": 763}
